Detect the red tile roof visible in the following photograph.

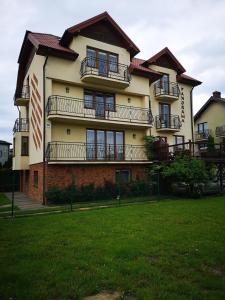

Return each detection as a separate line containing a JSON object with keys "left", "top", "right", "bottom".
{"left": 177, "top": 73, "right": 202, "bottom": 87}
{"left": 143, "top": 47, "right": 186, "bottom": 75}
{"left": 28, "top": 32, "right": 75, "bottom": 54}
{"left": 129, "top": 58, "right": 162, "bottom": 82}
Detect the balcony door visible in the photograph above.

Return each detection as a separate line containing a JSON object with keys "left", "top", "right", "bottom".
{"left": 98, "top": 52, "right": 107, "bottom": 76}
{"left": 161, "top": 74, "right": 169, "bottom": 94}
{"left": 159, "top": 103, "right": 170, "bottom": 127}
{"left": 95, "top": 94, "right": 105, "bottom": 118}
{"left": 86, "top": 129, "right": 124, "bottom": 160}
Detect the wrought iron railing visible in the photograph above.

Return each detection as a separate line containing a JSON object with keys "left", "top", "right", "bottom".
{"left": 80, "top": 57, "right": 131, "bottom": 82}
{"left": 14, "top": 85, "right": 30, "bottom": 103}
{"left": 155, "top": 114, "right": 181, "bottom": 130}
{"left": 46, "top": 95, "right": 153, "bottom": 125}
{"left": 215, "top": 126, "right": 225, "bottom": 137}
{"left": 46, "top": 142, "right": 148, "bottom": 162}
{"left": 195, "top": 129, "right": 212, "bottom": 141}
{"left": 154, "top": 80, "right": 180, "bottom": 97}
{"left": 13, "top": 118, "right": 29, "bottom": 133}
{"left": 156, "top": 141, "right": 225, "bottom": 162}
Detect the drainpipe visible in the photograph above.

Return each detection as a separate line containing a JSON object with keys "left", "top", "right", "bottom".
{"left": 190, "top": 87, "right": 194, "bottom": 142}
{"left": 42, "top": 56, "right": 48, "bottom": 205}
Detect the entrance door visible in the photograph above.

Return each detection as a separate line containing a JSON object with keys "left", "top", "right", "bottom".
{"left": 98, "top": 52, "right": 107, "bottom": 76}
{"left": 95, "top": 94, "right": 105, "bottom": 118}
{"left": 159, "top": 103, "right": 170, "bottom": 127}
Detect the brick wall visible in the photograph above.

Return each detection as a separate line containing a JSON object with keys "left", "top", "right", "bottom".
{"left": 20, "top": 163, "right": 148, "bottom": 203}
{"left": 47, "top": 164, "right": 147, "bottom": 189}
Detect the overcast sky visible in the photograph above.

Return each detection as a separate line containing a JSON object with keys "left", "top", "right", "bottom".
{"left": 1, "top": 0, "right": 225, "bottom": 143}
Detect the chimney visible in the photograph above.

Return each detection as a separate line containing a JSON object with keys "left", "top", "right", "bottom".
{"left": 213, "top": 91, "right": 221, "bottom": 98}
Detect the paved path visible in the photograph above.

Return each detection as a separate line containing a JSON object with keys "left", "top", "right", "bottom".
{"left": 4, "top": 192, "right": 45, "bottom": 210}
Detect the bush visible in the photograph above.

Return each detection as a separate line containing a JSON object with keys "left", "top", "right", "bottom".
{"left": 45, "top": 180, "right": 152, "bottom": 204}
{"left": 79, "top": 184, "right": 95, "bottom": 202}
{"left": 45, "top": 187, "right": 64, "bottom": 204}
{"left": 129, "top": 181, "right": 150, "bottom": 196}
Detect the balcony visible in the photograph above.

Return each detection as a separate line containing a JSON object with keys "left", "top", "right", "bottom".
{"left": 46, "top": 142, "right": 149, "bottom": 163}
{"left": 13, "top": 118, "right": 29, "bottom": 133}
{"left": 14, "top": 85, "right": 30, "bottom": 106}
{"left": 215, "top": 126, "right": 225, "bottom": 137}
{"left": 155, "top": 114, "right": 181, "bottom": 132}
{"left": 46, "top": 96, "right": 153, "bottom": 127}
{"left": 80, "top": 57, "right": 130, "bottom": 89}
{"left": 154, "top": 80, "right": 180, "bottom": 101}
{"left": 195, "top": 129, "right": 212, "bottom": 142}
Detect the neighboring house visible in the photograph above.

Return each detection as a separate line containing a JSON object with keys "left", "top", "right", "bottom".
{"left": 194, "top": 91, "right": 225, "bottom": 148}
{"left": 12, "top": 11, "right": 201, "bottom": 203}
{"left": 0, "top": 140, "right": 11, "bottom": 166}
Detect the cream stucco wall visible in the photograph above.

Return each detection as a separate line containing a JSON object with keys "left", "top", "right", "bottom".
{"left": 194, "top": 101, "right": 225, "bottom": 143}
{"left": 12, "top": 132, "right": 29, "bottom": 170}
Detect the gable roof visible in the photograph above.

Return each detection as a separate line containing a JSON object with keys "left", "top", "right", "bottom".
{"left": 177, "top": 73, "right": 202, "bottom": 87}
{"left": 130, "top": 58, "right": 162, "bottom": 82}
{"left": 142, "top": 47, "right": 186, "bottom": 75}
{"left": 194, "top": 92, "right": 225, "bottom": 121}
{"left": 60, "top": 11, "right": 140, "bottom": 57}
{"left": 18, "top": 31, "right": 78, "bottom": 64}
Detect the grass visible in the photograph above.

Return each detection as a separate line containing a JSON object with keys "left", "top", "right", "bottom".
{"left": 0, "top": 196, "right": 225, "bottom": 300}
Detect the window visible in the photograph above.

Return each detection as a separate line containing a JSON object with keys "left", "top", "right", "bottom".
{"left": 115, "top": 170, "right": 130, "bottom": 184}
{"left": 84, "top": 90, "right": 115, "bottom": 112}
{"left": 0, "top": 150, "right": 2, "bottom": 157}
{"left": 33, "top": 171, "right": 38, "bottom": 187}
{"left": 197, "top": 122, "right": 208, "bottom": 133}
{"left": 87, "top": 47, "right": 118, "bottom": 73}
{"left": 109, "top": 54, "right": 118, "bottom": 72}
{"left": 174, "top": 135, "right": 184, "bottom": 150}
{"left": 21, "top": 136, "right": 29, "bottom": 156}
{"left": 86, "top": 129, "right": 124, "bottom": 160}
{"left": 87, "top": 48, "right": 96, "bottom": 67}
{"left": 84, "top": 90, "right": 94, "bottom": 108}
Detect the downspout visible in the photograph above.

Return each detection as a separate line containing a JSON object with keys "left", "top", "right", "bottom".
{"left": 42, "top": 56, "right": 48, "bottom": 205}
{"left": 190, "top": 87, "right": 194, "bottom": 142}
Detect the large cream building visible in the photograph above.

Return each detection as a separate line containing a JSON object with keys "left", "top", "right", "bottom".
{"left": 13, "top": 12, "right": 201, "bottom": 202}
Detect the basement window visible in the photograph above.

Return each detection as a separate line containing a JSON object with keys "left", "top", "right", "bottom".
{"left": 115, "top": 169, "right": 130, "bottom": 184}
{"left": 33, "top": 171, "right": 38, "bottom": 188}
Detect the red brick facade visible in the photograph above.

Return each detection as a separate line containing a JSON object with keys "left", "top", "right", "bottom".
{"left": 20, "top": 163, "right": 148, "bottom": 203}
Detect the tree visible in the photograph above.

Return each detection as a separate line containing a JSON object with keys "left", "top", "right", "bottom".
{"left": 162, "top": 155, "right": 208, "bottom": 197}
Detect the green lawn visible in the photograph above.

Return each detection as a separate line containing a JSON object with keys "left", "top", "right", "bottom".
{"left": 0, "top": 196, "right": 225, "bottom": 300}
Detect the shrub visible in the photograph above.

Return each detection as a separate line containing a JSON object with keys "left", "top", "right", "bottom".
{"left": 79, "top": 184, "right": 95, "bottom": 202}
{"left": 45, "top": 187, "right": 64, "bottom": 204}
{"left": 45, "top": 180, "right": 152, "bottom": 204}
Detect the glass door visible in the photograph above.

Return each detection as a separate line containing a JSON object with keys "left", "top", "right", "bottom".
{"left": 116, "top": 132, "right": 124, "bottom": 160}
{"left": 97, "top": 130, "right": 105, "bottom": 160}
{"left": 161, "top": 74, "right": 169, "bottom": 94}
{"left": 86, "top": 129, "right": 95, "bottom": 160}
{"left": 95, "top": 94, "right": 105, "bottom": 118}
{"left": 106, "top": 131, "right": 114, "bottom": 160}
{"left": 98, "top": 52, "right": 107, "bottom": 76}
{"left": 159, "top": 103, "right": 170, "bottom": 128}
